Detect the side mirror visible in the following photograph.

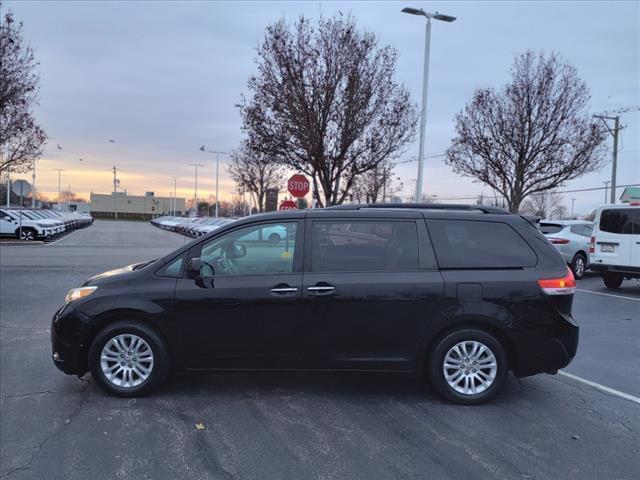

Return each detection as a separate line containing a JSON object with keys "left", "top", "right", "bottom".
{"left": 187, "top": 257, "right": 202, "bottom": 278}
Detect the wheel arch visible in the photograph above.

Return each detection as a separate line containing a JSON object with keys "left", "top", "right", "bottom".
{"left": 80, "top": 310, "right": 175, "bottom": 374}
{"left": 421, "top": 317, "right": 517, "bottom": 376}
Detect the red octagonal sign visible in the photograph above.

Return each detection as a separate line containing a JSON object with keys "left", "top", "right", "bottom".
{"left": 288, "top": 174, "right": 310, "bottom": 198}
{"left": 279, "top": 200, "right": 297, "bottom": 210}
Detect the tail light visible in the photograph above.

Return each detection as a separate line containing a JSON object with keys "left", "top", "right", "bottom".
{"left": 589, "top": 236, "right": 595, "bottom": 254}
{"left": 538, "top": 268, "right": 576, "bottom": 295}
{"left": 549, "top": 237, "right": 570, "bottom": 245}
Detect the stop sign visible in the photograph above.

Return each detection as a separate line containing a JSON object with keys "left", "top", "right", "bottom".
{"left": 279, "top": 200, "right": 297, "bottom": 210}
{"left": 288, "top": 174, "right": 310, "bottom": 198}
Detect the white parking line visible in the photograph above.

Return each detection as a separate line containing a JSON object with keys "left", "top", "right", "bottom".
{"left": 558, "top": 371, "right": 640, "bottom": 405}
{"left": 44, "top": 229, "right": 81, "bottom": 246}
{"left": 576, "top": 289, "right": 640, "bottom": 302}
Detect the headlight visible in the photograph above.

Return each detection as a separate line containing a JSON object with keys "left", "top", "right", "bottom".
{"left": 65, "top": 286, "right": 98, "bottom": 304}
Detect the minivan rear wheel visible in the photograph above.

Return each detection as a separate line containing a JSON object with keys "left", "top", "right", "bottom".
{"left": 428, "top": 329, "right": 507, "bottom": 405}
{"left": 603, "top": 272, "right": 623, "bottom": 289}
{"left": 89, "top": 320, "right": 170, "bottom": 397}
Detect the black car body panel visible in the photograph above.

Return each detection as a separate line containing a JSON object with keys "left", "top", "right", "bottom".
{"left": 52, "top": 207, "right": 578, "bottom": 381}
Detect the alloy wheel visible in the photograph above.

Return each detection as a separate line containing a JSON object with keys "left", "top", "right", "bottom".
{"left": 100, "top": 334, "right": 154, "bottom": 388}
{"left": 442, "top": 340, "right": 498, "bottom": 395}
{"left": 574, "top": 256, "right": 585, "bottom": 278}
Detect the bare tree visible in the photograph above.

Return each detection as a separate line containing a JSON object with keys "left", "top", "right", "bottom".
{"left": 446, "top": 51, "right": 606, "bottom": 213}
{"left": 0, "top": 11, "right": 46, "bottom": 173}
{"left": 521, "top": 191, "right": 566, "bottom": 219}
{"left": 350, "top": 160, "right": 402, "bottom": 203}
{"left": 227, "top": 143, "right": 284, "bottom": 213}
{"left": 239, "top": 14, "right": 417, "bottom": 206}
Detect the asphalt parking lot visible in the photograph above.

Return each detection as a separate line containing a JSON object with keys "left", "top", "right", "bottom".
{"left": 1, "top": 220, "right": 638, "bottom": 480}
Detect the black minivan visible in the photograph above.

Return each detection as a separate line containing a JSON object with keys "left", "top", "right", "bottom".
{"left": 51, "top": 204, "right": 579, "bottom": 404}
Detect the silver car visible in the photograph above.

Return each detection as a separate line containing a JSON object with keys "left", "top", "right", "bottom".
{"left": 540, "top": 220, "right": 593, "bottom": 279}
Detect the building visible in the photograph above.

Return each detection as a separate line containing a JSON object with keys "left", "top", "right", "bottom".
{"left": 90, "top": 192, "right": 186, "bottom": 219}
{"left": 620, "top": 187, "right": 640, "bottom": 203}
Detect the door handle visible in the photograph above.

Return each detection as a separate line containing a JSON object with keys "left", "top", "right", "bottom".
{"left": 270, "top": 287, "right": 298, "bottom": 294}
{"left": 307, "top": 285, "right": 336, "bottom": 294}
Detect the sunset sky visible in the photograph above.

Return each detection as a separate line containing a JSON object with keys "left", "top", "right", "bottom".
{"left": 5, "top": 0, "right": 639, "bottom": 214}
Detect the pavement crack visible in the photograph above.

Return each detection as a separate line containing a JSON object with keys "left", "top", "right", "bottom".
{"left": 1, "top": 390, "right": 58, "bottom": 400}
{"left": 0, "top": 380, "right": 91, "bottom": 479}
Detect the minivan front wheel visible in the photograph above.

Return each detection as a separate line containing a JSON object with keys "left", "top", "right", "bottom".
{"left": 89, "top": 320, "right": 170, "bottom": 397}
{"left": 428, "top": 329, "right": 507, "bottom": 405}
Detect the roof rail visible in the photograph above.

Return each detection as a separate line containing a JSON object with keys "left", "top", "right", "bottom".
{"left": 325, "top": 203, "right": 509, "bottom": 214}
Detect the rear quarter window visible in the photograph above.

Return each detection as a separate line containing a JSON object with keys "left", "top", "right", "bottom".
{"left": 426, "top": 219, "right": 537, "bottom": 269}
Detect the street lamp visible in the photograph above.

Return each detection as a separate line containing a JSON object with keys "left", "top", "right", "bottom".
{"left": 199, "top": 146, "right": 229, "bottom": 217}
{"left": 402, "top": 7, "right": 456, "bottom": 203}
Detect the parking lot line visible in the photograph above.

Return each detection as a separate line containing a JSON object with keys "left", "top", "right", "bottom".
{"left": 44, "top": 229, "right": 81, "bottom": 246}
{"left": 576, "top": 289, "right": 640, "bottom": 302}
{"left": 558, "top": 371, "right": 640, "bottom": 405}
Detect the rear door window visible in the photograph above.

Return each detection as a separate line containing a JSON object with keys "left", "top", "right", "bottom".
{"left": 310, "top": 220, "right": 419, "bottom": 272}
{"left": 540, "top": 223, "right": 564, "bottom": 234}
{"left": 426, "top": 219, "right": 537, "bottom": 269}
{"left": 599, "top": 209, "right": 639, "bottom": 235}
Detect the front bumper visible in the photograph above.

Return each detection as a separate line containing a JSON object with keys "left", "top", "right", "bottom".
{"left": 51, "top": 306, "right": 87, "bottom": 375}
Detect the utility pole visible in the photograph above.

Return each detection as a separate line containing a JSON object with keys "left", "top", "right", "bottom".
{"left": 603, "top": 180, "right": 610, "bottom": 204}
{"left": 199, "top": 146, "right": 228, "bottom": 218}
{"left": 189, "top": 164, "right": 203, "bottom": 217}
{"left": 54, "top": 169, "right": 66, "bottom": 205}
{"left": 112, "top": 166, "right": 118, "bottom": 219}
{"left": 594, "top": 115, "right": 623, "bottom": 204}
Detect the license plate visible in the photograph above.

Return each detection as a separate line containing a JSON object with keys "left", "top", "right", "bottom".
{"left": 601, "top": 244, "right": 615, "bottom": 253}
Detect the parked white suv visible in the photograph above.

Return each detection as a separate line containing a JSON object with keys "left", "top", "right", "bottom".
{"left": 0, "top": 209, "right": 54, "bottom": 241}
{"left": 589, "top": 204, "right": 640, "bottom": 288}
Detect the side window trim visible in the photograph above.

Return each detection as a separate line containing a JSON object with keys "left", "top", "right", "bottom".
{"left": 186, "top": 219, "right": 304, "bottom": 277}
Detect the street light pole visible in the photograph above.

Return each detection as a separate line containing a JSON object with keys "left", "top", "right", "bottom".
{"left": 189, "top": 164, "right": 203, "bottom": 217}
{"left": 402, "top": 7, "right": 456, "bottom": 203}
{"left": 199, "top": 146, "right": 228, "bottom": 217}
{"left": 170, "top": 176, "right": 178, "bottom": 215}
{"left": 603, "top": 180, "right": 610, "bottom": 204}
{"left": 54, "top": 169, "right": 65, "bottom": 204}
{"left": 571, "top": 198, "right": 576, "bottom": 218}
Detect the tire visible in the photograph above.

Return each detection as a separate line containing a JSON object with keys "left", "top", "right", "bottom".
{"left": 88, "top": 320, "right": 170, "bottom": 397}
{"left": 570, "top": 253, "right": 587, "bottom": 280}
{"left": 268, "top": 233, "right": 281, "bottom": 246}
{"left": 428, "top": 329, "right": 508, "bottom": 405}
{"left": 17, "top": 228, "right": 36, "bottom": 241}
{"left": 603, "top": 272, "right": 623, "bottom": 289}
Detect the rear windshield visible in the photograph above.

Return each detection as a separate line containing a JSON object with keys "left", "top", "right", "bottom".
{"left": 599, "top": 209, "right": 640, "bottom": 235}
{"left": 539, "top": 223, "right": 564, "bottom": 234}
{"left": 427, "top": 219, "right": 537, "bottom": 269}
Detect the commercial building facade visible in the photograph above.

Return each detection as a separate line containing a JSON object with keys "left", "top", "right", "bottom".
{"left": 90, "top": 192, "right": 185, "bottom": 219}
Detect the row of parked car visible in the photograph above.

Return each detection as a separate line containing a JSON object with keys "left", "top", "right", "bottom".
{"left": 0, "top": 208, "right": 93, "bottom": 241}
{"left": 150, "top": 216, "right": 235, "bottom": 238}
{"left": 541, "top": 203, "right": 639, "bottom": 288}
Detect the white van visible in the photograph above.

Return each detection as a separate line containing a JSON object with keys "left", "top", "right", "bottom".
{"left": 589, "top": 204, "right": 640, "bottom": 288}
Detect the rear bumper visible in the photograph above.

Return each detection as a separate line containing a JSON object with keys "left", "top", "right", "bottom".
{"left": 589, "top": 264, "right": 640, "bottom": 277}
{"left": 506, "top": 313, "right": 579, "bottom": 377}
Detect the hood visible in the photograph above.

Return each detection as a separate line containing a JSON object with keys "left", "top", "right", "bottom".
{"left": 82, "top": 261, "right": 152, "bottom": 286}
